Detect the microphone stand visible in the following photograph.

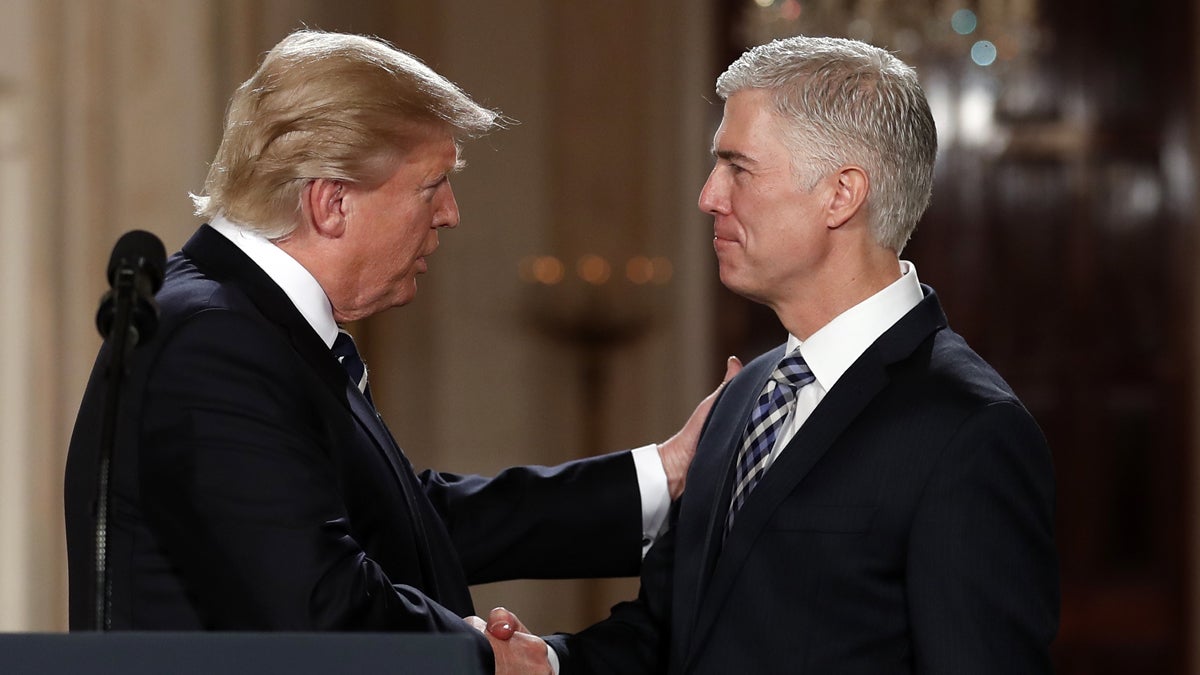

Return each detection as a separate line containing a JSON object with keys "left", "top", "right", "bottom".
{"left": 93, "top": 265, "right": 140, "bottom": 632}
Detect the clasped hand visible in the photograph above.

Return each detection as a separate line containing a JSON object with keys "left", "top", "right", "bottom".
{"left": 463, "top": 358, "right": 743, "bottom": 674}
{"left": 465, "top": 607, "right": 552, "bottom": 675}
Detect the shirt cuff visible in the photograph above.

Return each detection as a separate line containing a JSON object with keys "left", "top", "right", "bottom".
{"left": 546, "top": 640, "right": 561, "bottom": 674}
{"left": 631, "top": 444, "right": 670, "bottom": 558}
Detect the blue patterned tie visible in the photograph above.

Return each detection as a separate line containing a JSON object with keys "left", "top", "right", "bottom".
{"left": 726, "top": 350, "right": 815, "bottom": 535}
{"left": 332, "top": 328, "right": 374, "bottom": 406}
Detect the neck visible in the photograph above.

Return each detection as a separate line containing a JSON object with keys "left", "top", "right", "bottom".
{"left": 274, "top": 232, "right": 349, "bottom": 319}
{"left": 774, "top": 245, "right": 901, "bottom": 340}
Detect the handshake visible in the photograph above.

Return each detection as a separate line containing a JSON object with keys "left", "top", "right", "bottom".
{"left": 465, "top": 607, "right": 553, "bottom": 675}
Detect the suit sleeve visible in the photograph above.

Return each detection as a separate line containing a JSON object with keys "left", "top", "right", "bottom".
{"left": 137, "top": 309, "right": 493, "bottom": 662}
{"left": 418, "top": 451, "right": 643, "bottom": 584}
{"left": 541, "top": 376, "right": 741, "bottom": 674}
{"left": 906, "top": 400, "right": 1059, "bottom": 674}
{"left": 542, "top": 499, "right": 678, "bottom": 675}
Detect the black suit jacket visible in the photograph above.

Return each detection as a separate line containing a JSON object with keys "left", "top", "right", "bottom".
{"left": 549, "top": 289, "right": 1058, "bottom": 674}
{"left": 65, "top": 226, "right": 643, "bottom": 665}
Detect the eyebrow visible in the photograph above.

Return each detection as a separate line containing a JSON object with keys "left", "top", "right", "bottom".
{"left": 712, "top": 147, "right": 758, "bottom": 165}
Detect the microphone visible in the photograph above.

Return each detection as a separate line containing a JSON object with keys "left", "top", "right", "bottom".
{"left": 90, "top": 230, "right": 166, "bottom": 630}
{"left": 94, "top": 230, "right": 166, "bottom": 346}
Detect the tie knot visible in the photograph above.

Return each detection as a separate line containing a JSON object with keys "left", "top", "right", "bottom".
{"left": 772, "top": 351, "right": 815, "bottom": 390}
{"left": 331, "top": 329, "right": 371, "bottom": 402}
{"left": 331, "top": 330, "right": 362, "bottom": 364}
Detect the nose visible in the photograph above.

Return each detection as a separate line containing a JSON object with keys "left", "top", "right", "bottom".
{"left": 435, "top": 183, "right": 460, "bottom": 229}
{"left": 698, "top": 167, "right": 728, "bottom": 215}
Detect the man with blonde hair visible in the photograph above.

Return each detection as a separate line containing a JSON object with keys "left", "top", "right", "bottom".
{"left": 488, "top": 35, "right": 1058, "bottom": 674}
{"left": 65, "top": 29, "right": 735, "bottom": 673}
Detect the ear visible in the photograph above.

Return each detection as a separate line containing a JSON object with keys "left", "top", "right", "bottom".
{"left": 300, "top": 178, "right": 348, "bottom": 239}
{"left": 826, "top": 165, "right": 869, "bottom": 230}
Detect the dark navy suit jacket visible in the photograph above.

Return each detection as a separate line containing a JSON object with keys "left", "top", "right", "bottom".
{"left": 548, "top": 289, "right": 1058, "bottom": 674}
{"left": 65, "top": 225, "right": 643, "bottom": 667}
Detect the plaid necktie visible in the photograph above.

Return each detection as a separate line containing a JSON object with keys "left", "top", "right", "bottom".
{"left": 331, "top": 328, "right": 374, "bottom": 406}
{"left": 726, "top": 350, "right": 815, "bottom": 534}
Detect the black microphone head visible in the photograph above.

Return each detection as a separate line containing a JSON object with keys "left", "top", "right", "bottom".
{"left": 106, "top": 230, "right": 166, "bottom": 293}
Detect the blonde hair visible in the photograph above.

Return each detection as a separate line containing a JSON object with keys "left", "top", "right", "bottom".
{"left": 192, "top": 30, "right": 501, "bottom": 239}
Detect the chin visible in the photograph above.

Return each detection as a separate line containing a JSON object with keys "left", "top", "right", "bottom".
{"left": 717, "top": 267, "right": 744, "bottom": 293}
{"left": 386, "top": 293, "right": 416, "bottom": 310}
{"left": 718, "top": 271, "right": 763, "bottom": 304}
{"left": 389, "top": 283, "right": 419, "bottom": 309}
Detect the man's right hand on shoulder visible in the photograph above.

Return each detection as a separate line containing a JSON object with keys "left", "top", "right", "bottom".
{"left": 657, "top": 356, "right": 743, "bottom": 499}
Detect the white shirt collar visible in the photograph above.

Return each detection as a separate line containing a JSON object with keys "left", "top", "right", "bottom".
{"left": 208, "top": 215, "right": 340, "bottom": 348}
{"left": 789, "top": 260, "right": 923, "bottom": 391}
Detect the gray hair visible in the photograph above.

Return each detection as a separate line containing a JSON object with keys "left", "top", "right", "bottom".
{"left": 192, "top": 30, "right": 501, "bottom": 239}
{"left": 716, "top": 36, "right": 937, "bottom": 252}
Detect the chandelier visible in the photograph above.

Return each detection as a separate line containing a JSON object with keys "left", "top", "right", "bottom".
{"left": 740, "top": 0, "right": 1044, "bottom": 70}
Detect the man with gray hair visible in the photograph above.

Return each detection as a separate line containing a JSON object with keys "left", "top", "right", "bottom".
{"left": 64, "top": 29, "right": 736, "bottom": 673}
{"left": 487, "top": 35, "right": 1058, "bottom": 674}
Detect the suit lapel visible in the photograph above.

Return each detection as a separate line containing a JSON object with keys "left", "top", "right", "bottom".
{"left": 181, "top": 225, "right": 466, "bottom": 610}
{"left": 181, "top": 225, "right": 421, "bottom": 513}
{"left": 680, "top": 290, "right": 948, "bottom": 668}
{"left": 670, "top": 346, "right": 782, "bottom": 664}
{"left": 345, "top": 389, "right": 459, "bottom": 607}
{"left": 182, "top": 226, "right": 345, "bottom": 391}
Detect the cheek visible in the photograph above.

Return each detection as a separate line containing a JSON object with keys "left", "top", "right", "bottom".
{"left": 730, "top": 193, "right": 772, "bottom": 238}
{"left": 391, "top": 218, "right": 427, "bottom": 261}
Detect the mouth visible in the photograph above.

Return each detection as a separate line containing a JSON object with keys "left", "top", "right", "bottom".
{"left": 416, "top": 242, "right": 438, "bottom": 272}
{"left": 712, "top": 219, "right": 739, "bottom": 244}
{"left": 713, "top": 230, "right": 739, "bottom": 249}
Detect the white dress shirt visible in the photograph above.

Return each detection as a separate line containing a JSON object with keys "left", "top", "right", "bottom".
{"left": 208, "top": 216, "right": 671, "bottom": 553}
{"left": 764, "top": 261, "right": 924, "bottom": 469}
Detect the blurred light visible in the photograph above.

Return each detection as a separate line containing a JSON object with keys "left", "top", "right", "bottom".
{"left": 1162, "top": 115, "right": 1194, "bottom": 219}
{"left": 924, "top": 74, "right": 955, "bottom": 151}
{"left": 626, "top": 256, "right": 655, "bottom": 285}
{"left": 754, "top": 0, "right": 775, "bottom": 7}
{"left": 780, "top": 0, "right": 801, "bottom": 21}
{"left": 1105, "top": 166, "right": 1163, "bottom": 230}
{"left": 527, "top": 256, "right": 564, "bottom": 285}
{"left": 577, "top": 254, "right": 612, "bottom": 285}
{"left": 951, "top": 9, "right": 978, "bottom": 35}
{"left": 958, "top": 82, "right": 995, "bottom": 147}
{"left": 971, "top": 40, "right": 998, "bottom": 66}
{"left": 1126, "top": 174, "right": 1162, "bottom": 219}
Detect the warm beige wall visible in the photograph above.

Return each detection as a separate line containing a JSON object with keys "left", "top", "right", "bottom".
{"left": 0, "top": 0, "right": 715, "bottom": 633}
{"left": 0, "top": 0, "right": 44, "bottom": 630}
{"left": 413, "top": 0, "right": 719, "bottom": 632}
{"left": 0, "top": 0, "right": 220, "bottom": 630}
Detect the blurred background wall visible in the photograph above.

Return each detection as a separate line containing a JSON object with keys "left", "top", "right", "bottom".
{"left": 0, "top": 1, "right": 1195, "bottom": 673}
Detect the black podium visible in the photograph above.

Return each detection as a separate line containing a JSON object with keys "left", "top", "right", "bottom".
{"left": 0, "top": 632, "right": 484, "bottom": 674}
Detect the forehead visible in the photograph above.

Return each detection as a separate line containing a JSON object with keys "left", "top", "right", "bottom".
{"left": 372, "top": 131, "right": 458, "bottom": 190}
{"left": 403, "top": 129, "right": 459, "bottom": 166}
{"left": 713, "top": 89, "right": 791, "bottom": 160}
{"left": 718, "top": 90, "right": 780, "bottom": 138}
